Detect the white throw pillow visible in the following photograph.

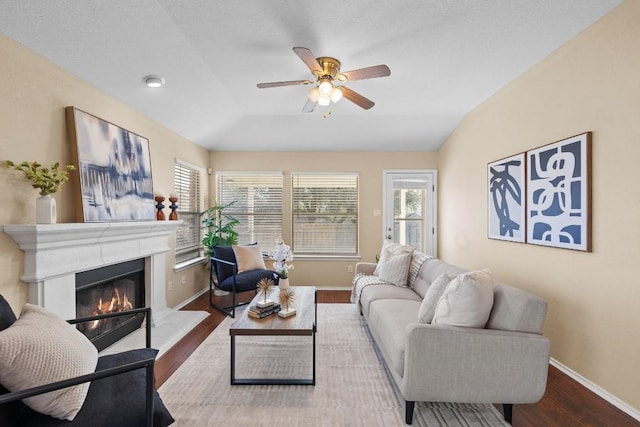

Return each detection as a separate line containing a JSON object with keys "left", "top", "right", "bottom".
{"left": 432, "top": 269, "right": 495, "bottom": 328}
{"left": 233, "top": 244, "right": 267, "bottom": 273}
{"left": 373, "top": 242, "right": 414, "bottom": 276}
{"left": 417, "top": 273, "right": 453, "bottom": 324}
{"left": 377, "top": 251, "right": 413, "bottom": 287}
{"left": 0, "top": 304, "right": 98, "bottom": 420}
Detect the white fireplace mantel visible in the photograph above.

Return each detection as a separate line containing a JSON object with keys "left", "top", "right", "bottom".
{"left": 3, "top": 221, "right": 180, "bottom": 321}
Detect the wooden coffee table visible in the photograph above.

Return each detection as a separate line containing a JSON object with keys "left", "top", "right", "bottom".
{"left": 229, "top": 286, "right": 317, "bottom": 385}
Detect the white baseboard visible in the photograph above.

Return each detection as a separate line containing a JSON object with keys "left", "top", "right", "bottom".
{"left": 550, "top": 358, "right": 640, "bottom": 422}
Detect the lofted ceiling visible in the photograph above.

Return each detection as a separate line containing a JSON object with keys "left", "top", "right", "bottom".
{"left": 0, "top": 1, "right": 622, "bottom": 151}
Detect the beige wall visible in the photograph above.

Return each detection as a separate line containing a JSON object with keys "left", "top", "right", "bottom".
{"left": 0, "top": 33, "right": 210, "bottom": 311}
{"left": 209, "top": 151, "right": 437, "bottom": 288}
{"left": 438, "top": 1, "right": 640, "bottom": 412}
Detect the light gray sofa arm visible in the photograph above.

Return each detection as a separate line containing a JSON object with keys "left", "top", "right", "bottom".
{"left": 355, "top": 262, "right": 376, "bottom": 276}
{"left": 401, "top": 323, "right": 550, "bottom": 404}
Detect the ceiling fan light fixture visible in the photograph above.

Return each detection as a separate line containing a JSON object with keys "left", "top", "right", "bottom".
{"left": 318, "top": 79, "right": 333, "bottom": 97}
{"left": 330, "top": 86, "right": 343, "bottom": 103}
{"left": 317, "top": 95, "right": 331, "bottom": 106}
{"left": 308, "top": 86, "right": 320, "bottom": 102}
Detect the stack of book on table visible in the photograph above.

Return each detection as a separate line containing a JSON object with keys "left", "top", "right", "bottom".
{"left": 248, "top": 301, "right": 281, "bottom": 319}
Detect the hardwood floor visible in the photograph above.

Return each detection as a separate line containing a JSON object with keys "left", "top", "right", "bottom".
{"left": 155, "top": 290, "right": 639, "bottom": 427}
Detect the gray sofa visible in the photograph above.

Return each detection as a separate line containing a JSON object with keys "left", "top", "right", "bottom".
{"left": 353, "top": 253, "right": 551, "bottom": 425}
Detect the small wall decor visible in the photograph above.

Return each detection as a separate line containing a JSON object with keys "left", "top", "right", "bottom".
{"left": 66, "top": 107, "right": 155, "bottom": 222}
{"left": 487, "top": 153, "right": 526, "bottom": 242}
{"left": 526, "top": 132, "right": 592, "bottom": 251}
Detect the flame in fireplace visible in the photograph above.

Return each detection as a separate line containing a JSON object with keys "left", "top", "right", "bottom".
{"left": 89, "top": 288, "right": 135, "bottom": 330}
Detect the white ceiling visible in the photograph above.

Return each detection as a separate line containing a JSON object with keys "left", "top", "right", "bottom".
{"left": 0, "top": 1, "right": 622, "bottom": 151}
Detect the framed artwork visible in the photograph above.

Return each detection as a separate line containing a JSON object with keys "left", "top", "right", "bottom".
{"left": 66, "top": 107, "right": 155, "bottom": 222}
{"left": 526, "top": 132, "right": 592, "bottom": 251}
{"left": 488, "top": 153, "right": 526, "bottom": 242}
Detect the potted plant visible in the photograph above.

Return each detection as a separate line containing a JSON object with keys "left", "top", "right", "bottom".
{"left": 200, "top": 201, "right": 239, "bottom": 255}
{"left": 4, "top": 160, "right": 75, "bottom": 224}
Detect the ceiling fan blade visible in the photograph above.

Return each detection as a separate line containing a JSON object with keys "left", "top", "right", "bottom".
{"left": 340, "top": 86, "right": 375, "bottom": 110}
{"left": 302, "top": 98, "right": 317, "bottom": 113}
{"left": 338, "top": 64, "right": 391, "bottom": 82}
{"left": 293, "top": 47, "right": 323, "bottom": 76}
{"left": 257, "top": 79, "right": 313, "bottom": 89}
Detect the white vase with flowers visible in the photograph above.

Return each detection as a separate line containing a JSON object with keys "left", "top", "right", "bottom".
{"left": 270, "top": 238, "right": 294, "bottom": 289}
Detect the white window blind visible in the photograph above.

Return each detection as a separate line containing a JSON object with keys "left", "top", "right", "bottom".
{"left": 174, "top": 160, "right": 203, "bottom": 264}
{"left": 216, "top": 172, "right": 283, "bottom": 246}
{"left": 292, "top": 172, "right": 358, "bottom": 254}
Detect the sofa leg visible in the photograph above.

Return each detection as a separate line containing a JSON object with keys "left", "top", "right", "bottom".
{"left": 502, "top": 403, "right": 513, "bottom": 424}
{"left": 405, "top": 400, "right": 415, "bottom": 424}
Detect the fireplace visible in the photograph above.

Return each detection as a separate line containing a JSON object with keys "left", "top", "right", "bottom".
{"left": 76, "top": 258, "right": 146, "bottom": 351}
{"left": 3, "top": 221, "right": 208, "bottom": 357}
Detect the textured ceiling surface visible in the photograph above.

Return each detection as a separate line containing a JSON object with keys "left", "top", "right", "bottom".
{"left": 0, "top": 1, "right": 622, "bottom": 151}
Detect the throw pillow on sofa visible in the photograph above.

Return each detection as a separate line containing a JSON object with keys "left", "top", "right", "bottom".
{"left": 432, "top": 269, "right": 494, "bottom": 328}
{"left": 373, "top": 242, "right": 414, "bottom": 276}
{"left": 417, "top": 273, "right": 454, "bottom": 324}
{"left": 378, "top": 251, "right": 413, "bottom": 287}
{"left": 0, "top": 304, "right": 98, "bottom": 421}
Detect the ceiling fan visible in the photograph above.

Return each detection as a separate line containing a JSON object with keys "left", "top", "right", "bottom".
{"left": 257, "top": 47, "right": 391, "bottom": 112}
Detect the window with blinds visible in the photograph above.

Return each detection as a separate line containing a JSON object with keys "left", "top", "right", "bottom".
{"left": 292, "top": 172, "right": 358, "bottom": 254}
{"left": 174, "top": 160, "right": 204, "bottom": 264}
{"left": 216, "top": 172, "right": 283, "bottom": 246}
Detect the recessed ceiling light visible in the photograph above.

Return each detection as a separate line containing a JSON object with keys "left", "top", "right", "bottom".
{"left": 143, "top": 75, "right": 165, "bottom": 88}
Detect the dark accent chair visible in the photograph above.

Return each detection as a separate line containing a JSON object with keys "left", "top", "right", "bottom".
{"left": 0, "top": 295, "right": 174, "bottom": 427}
{"left": 209, "top": 245, "right": 279, "bottom": 318}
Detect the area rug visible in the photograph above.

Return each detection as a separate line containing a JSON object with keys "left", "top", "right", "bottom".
{"left": 159, "top": 304, "right": 509, "bottom": 426}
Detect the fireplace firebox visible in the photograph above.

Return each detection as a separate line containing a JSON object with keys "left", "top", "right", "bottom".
{"left": 76, "top": 258, "right": 146, "bottom": 351}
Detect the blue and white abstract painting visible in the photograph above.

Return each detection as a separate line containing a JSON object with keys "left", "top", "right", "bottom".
{"left": 68, "top": 107, "right": 155, "bottom": 222}
{"left": 527, "top": 133, "right": 591, "bottom": 251}
{"left": 488, "top": 153, "right": 525, "bottom": 242}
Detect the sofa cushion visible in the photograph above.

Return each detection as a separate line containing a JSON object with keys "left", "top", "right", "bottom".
{"left": 373, "top": 242, "right": 414, "bottom": 276}
{"left": 359, "top": 284, "right": 422, "bottom": 317}
{"left": 377, "top": 251, "right": 412, "bottom": 287}
{"left": 232, "top": 244, "right": 266, "bottom": 273}
{"left": 433, "top": 269, "right": 495, "bottom": 328}
{"left": 0, "top": 304, "right": 98, "bottom": 421}
{"left": 486, "top": 284, "right": 548, "bottom": 334}
{"left": 412, "top": 258, "right": 466, "bottom": 299}
{"left": 0, "top": 295, "right": 16, "bottom": 331}
{"left": 417, "top": 273, "right": 453, "bottom": 324}
{"left": 13, "top": 349, "right": 175, "bottom": 427}
{"left": 367, "top": 299, "right": 422, "bottom": 377}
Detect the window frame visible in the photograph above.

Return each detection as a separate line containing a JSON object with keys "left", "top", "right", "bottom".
{"left": 215, "top": 171, "right": 284, "bottom": 247}
{"left": 291, "top": 171, "right": 359, "bottom": 256}
{"left": 173, "top": 159, "right": 205, "bottom": 268}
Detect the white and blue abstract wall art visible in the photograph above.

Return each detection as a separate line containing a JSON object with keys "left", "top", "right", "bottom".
{"left": 488, "top": 153, "right": 526, "bottom": 242}
{"left": 526, "top": 132, "right": 592, "bottom": 251}
{"left": 66, "top": 107, "right": 156, "bottom": 222}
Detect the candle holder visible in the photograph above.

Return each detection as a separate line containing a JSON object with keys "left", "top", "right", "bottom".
{"left": 155, "top": 195, "right": 166, "bottom": 220}
{"left": 168, "top": 196, "right": 179, "bottom": 220}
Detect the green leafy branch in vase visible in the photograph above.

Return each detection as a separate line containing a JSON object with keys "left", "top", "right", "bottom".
{"left": 5, "top": 160, "right": 75, "bottom": 196}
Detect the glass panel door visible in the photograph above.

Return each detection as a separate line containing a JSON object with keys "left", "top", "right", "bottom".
{"left": 383, "top": 171, "right": 437, "bottom": 256}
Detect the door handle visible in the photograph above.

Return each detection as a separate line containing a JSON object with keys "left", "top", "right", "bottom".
{"left": 387, "top": 235, "right": 392, "bottom": 239}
